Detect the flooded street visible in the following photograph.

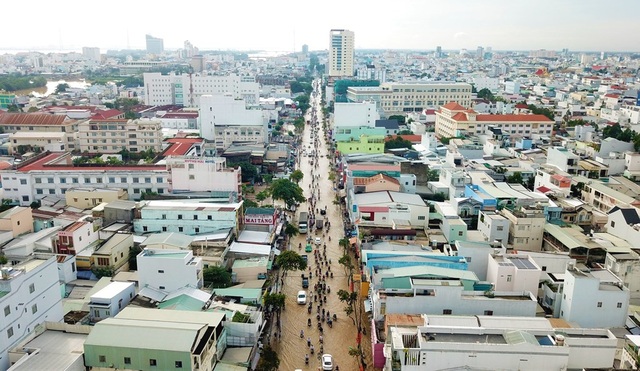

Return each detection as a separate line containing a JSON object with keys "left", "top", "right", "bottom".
{"left": 273, "top": 79, "right": 372, "bottom": 371}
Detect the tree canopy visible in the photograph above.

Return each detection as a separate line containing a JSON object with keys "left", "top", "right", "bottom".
{"left": 255, "top": 344, "right": 280, "bottom": 371}
{"left": 477, "top": 88, "right": 495, "bottom": 101}
{"left": 275, "top": 250, "right": 307, "bottom": 273}
{"left": 289, "top": 169, "right": 304, "bottom": 184}
{"left": 269, "top": 178, "right": 305, "bottom": 208}
{"left": 385, "top": 136, "right": 413, "bottom": 150}
{"left": 203, "top": 266, "right": 232, "bottom": 288}
{"left": 55, "top": 83, "right": 70, "bottom": 94}
{"left": 388, "top": 115, "right": 406, "bottom": 124}
{"left": 0, "top": 74, "right": 47, "bottom": 92}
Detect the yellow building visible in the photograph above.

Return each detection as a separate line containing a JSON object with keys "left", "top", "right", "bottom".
{"left": 92, "top": 233, "right": 134, "bottom": 272}
{"left": 336, "top": 134, "right": 385, "bottom": 155}
{"left": 65, "top": 188, "right": 129, "bottom": 210}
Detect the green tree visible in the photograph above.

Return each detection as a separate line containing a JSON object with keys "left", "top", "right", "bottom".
{"left": 284, "top": 223, "right": 299, "bottom": 239}
{"left": 92, "top": 266, "right": 114, "bottom": 279}
{"left": 203, "top": 266, "right": 232, "bottom": 288}
{"left": 385, "top": 136, "right": 413, "bottom": 150}
{"left": 397, "top": 129, "right": 414, "bottom": 135}
{"left": 229, "top": 161, "right": 258, "bottom": 183}
{"left": 263, "top": 292, "right": 286, "bottom": 311}
{"left": 289, "top": 169, "right": 304, "bottom": 184}
{"left": 388, "top": 115, "right": 406, "bottom": 124}
{"left": 427, "top": 169, "right": 439, "bottom": 181}
{"left": 275, "top": 250, "right": 307, "bottom": 278}
{"left": 0, "top": 255, "right": 7, "bottom": 266}
{"left": 506, "top": 172, "right": 523, "bottom": 184}
{"left": 7, "top": 104, "right": 21, "bottom": 112}
{"left": 128, "top": 246, "right": 142, "bottom": 270}
{"left": 55, "top": 83, "right": 70, "bottom": 94}
{"left": 269, "top": 178, "right": 305, "bottom": 209}
{"left": 477, "top": 88, "right": 495, "bottom": 101}
{"left": 339, "top": 237, "right": 351, "bottom": 254}
{"left": 339, "top": 253, "right": 355, "bottom": 285}
{"left": 255, "top": 344, "right": 280, "bottom": 371}
{"left": 337, "top": 289, "right": 359, "bottom": 325}
{"left": 256, "top": 190, "right": 270, "bottom": 205}
{"left": 242, "top": 199, "right": 259, "bottom": 212}
{"left": 527, "top": 104, "right": 555, "bottom": 121}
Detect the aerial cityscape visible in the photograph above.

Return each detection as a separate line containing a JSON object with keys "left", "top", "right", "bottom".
{"left": 1, "top": 3, "right": 640, "bottom": 371}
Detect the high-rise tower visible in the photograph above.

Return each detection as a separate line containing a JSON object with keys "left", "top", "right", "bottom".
{"left": 145, "top": 34, "right": 164, "bottom": 54}
{"left": 328, "top": 29, "right": 355, "bottom": 77}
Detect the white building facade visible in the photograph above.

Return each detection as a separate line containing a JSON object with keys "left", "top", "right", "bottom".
{"left": 0, "top": 257, "right": 64, "bottom": 370}
{"left": 137, "top": 249, "right": 203, "bottom": 292}
{"left": 328, "top": 29, "right": 355, "bottom": 77}
{"left": 143, "top": 73, "right": 259, "bottom": 107}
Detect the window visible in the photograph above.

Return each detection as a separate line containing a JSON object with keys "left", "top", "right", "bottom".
{"left": 158, "top": 270, "right": 165, "bottom": 273}
{"left": 157, "top": 177, "right": 163, "bottom": 183}
{"left": 145, "top": 177, "right": 151, "bottom": 183}
{"left": 208, "top": 215, "right": 212, "bottom": 220}
{"left": 22, "top": 195, "right": 29, "bottom": 202}
{"left": 143, "top": 226, "right": 148, "bottom": 232}
{"left": 195, "top": 227, "right": 200, "bottom": 233}
{"left": 99, "top": 355, "right": 106, "bottom": 362}
{"left": 496, "top": 226, "right": 504, "bottom": 231}
{"left": 159, "top": 286, "right": 165, "bottom": 290}
{"left": 443, "top": 309, "right": 452, "bottom": 315}
{"left": 149, "top": 359, "right": 157, "bottom": 366}
{"left": 178, "top": 227, "right": 184, "bottom": 232}
{"left": 542, "top": 266, "right": 547, "bottom": 271}
{"left": 60, "top": 178, "right": 66, "bottom": 184}
{"left": 617, "top": 302, "right": 622, "bottom": 308}
{"left": 20, "top": 179, "right": 27, "bottom": 185}
{"left": 597, "top": 302, "right": 602, "bottom": 308}
{"left": 189, "top": 174, "right": 195, "bottom": 180}
{"left": 31, "top": 304, "right": 37, "bottom": 314}
{"left": 84, "top": 177, "right": 91, "bottom": 183}
{"left": 121, "top": 177, "right": 127, "bottom": 182}
{"left": 72, "top": 177, "right": 78, "bottom": 183}
{"left": 484, "top": 310, "right": 494, "bottom": 316}
{"left": 458, "top": 231, "right": 464, "bottom": 236}
{"left": 132, "top": 177, "right": 139, "bottom": 183}
{"left": 29, "top": 283, "right": 35, "bottom": 293}
{"left": 7, "top": 327, "right": 13, "bottom": 338}
{"left": 610, "top": 221, "right": 615, "bottom": 228}
{"left": 417, "top": 216, "right": 426, "bottom": 220}
{"left": 4, "top": 305, "right": 10, "bottom": 316}
{"left": 506, "top": 275, "right": 512, "bottom": 282}
{"left": 161, "top": 214, "right": 166, "bottom": 219}
{"left": 162, "top": 226, "right": 167, "bottom": 232}
{"left": 193, "top": 215, "right": 198, "bottom": 220}
{"left": 175, "top": 361, "right": 183, "bottom": 368}
{"left": 124, "top": 357, "right": 131, "bottom": 365}
{"left": 178, "top": 215, "right": 183, "bottom": 220}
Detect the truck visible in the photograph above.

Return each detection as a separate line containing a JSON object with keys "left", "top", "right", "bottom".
{"left": 298, "top": 211, "right": 309, "bottom": 234}
{"left": 316, "top": 216, "right": 324, "bottom": 230}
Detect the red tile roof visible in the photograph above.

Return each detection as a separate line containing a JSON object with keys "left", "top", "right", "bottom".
{"left": 604, "top": 94, "right": 620, "bottom": 99}
{"left": 161, "top": 112, "right": 198, "bottom": 119}
{"left": 452, "top": 112, "right": 468, "bottom": 121}
{"left": 385, "top": 135, "right": 422, "bottom": 144}
{"left": 162, "top": 138, "right": 204, "bottom": 157}
{"left": 353, "top": 173, "right": 400, "bottom": 186}
{"left": 475, "top": 114, "right": 552, "bottom": 122}
{"left": 515, "top": 103, "right": 529, "bottom": 109}
{"left": 441, "top": 102, "right": 466, "bottom": 111}
{"left": 16, "top": 152, "right": 164, "bottom": 172}
{"left": 91, "top": 109, "right": 124, "bottom": 120}
{"left": 0, "top": 113, "right": 69, "bottom": 126}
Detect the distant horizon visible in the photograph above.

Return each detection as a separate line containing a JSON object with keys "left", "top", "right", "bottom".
{"left": 1, "top": 46, "right": 638, "bottom": 56}
{"left": 3, "top": 0, "right": 640, "bottom": 54}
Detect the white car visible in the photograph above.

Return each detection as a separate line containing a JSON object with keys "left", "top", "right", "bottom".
{"left": 322, "top": 354, "right": 333, "bottom": 370}
{"left": 297, "top": 290, "right": 307, "bottom": 305}
{"left": 315, "top": 237, "right": 322, "bottom": 245}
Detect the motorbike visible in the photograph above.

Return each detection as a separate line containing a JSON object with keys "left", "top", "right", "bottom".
{"left": 307, "top": 318, "right": 311, "bottom": 327}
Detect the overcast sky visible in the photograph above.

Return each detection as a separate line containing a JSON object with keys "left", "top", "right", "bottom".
{"left": 4, "top": 0, "right": 639, "bottom": 53}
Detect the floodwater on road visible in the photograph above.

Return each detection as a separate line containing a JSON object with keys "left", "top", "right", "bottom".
{"left": 271, "top": 81, "right": 372, "bottom": 371}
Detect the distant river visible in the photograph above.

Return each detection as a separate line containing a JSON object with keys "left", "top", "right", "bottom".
{"left": 12, "top": 79, "right": 90, "bottom": 97}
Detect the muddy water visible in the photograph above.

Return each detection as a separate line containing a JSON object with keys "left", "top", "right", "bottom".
{"left": 273, "top": 82, "right": 372, "bottom": 371}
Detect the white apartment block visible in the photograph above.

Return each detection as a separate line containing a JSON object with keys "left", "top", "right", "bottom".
{"left": 473, "top": 77, "right": 499, "bottom": 92}
{"left": 165, "top": 156, "right": 241, "bottom": 194}
{"left": 333, "top": 101, "right": 380, "bottom": 128}
{"left": 78, "top": 119, "right": 163, "bottom": 154}
{"left": 380, "top": 82, "right": 472, "bottom": 116}
{"left": 143, "top": 72, "right": 259, "bottom": 107}
{"left": 137, "top": 248, "right": 203, "bottom": 292}
{"left": 385, "top": 316, "right": 617, "bottom": 371}
{"left": 133, "top": 200, "right": 241, "bottom": 235}
{"left": 478, "top": 210, "right": 510, "bottom": 243}
{"left": 486, "top": 254, "right": 541, "bottom": 295}
{"left": 560, "top": 265, "right": 629, "bottom": 328}
{"left": 0, "top": 152, "right": 170, "bottom": 206}
{"left": 328, "top": 29, "right": 355, "bottom": 77}
{"left": 199, "top": 95, "right": 267, "bottom": 148}
{"left": 435, "top": 102, "right": 554, "bottom": 138}
{"left": 501, "top": 207, "right": 546, "bottom": 252}
{"left": 88, "top": 281, "right": 136, "bottom": 322}
{"left": 82, "top": 47, "right": 101, "bottom": 63}
{"left": 0, "top": 257, "right": 64, "bottom": 370}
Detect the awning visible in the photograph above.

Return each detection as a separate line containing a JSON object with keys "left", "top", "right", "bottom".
{"left": 363, "top": 299, "right": 372, "bottom": 313}
{"left": 272, "top": 248, "right": 281, "bottom": 256}
{"left": 537, "top": 186, "right": 552, "bottom": 193}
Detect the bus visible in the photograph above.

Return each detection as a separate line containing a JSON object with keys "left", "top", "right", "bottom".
{"left": 298, "top": 211, "right": 309, "bottom": 234}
